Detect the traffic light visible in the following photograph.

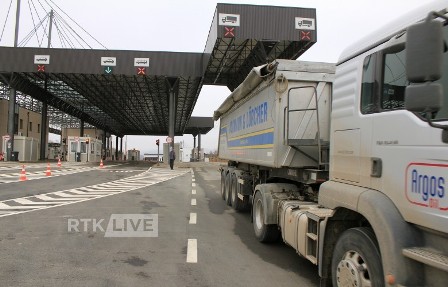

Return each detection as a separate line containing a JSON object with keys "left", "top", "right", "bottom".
{"left": 156, "top": 139, "right": 159, "bottom": 146}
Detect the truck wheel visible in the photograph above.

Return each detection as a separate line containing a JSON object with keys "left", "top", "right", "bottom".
{"left": 230, "top": 173, "right": 249, "bottom": 211}
{"left": 252, "top": 191, "right": 280, "bottom": 243}
{"left": 220, "top": 170, "right": 226, "bottom": 200}
{"left": 224, "top": 172, "right": 232, "bottom": 205}
{"left": 332, "top": 227, "right": 384, "bottom": 287}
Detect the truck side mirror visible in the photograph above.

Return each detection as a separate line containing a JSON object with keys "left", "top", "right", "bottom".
{"left": 406, "top": 19, "right": 443, "bottom": 82}
{"left": 405, "top": 83, "right": 443, "bottom": 113}
{"left": 405, "top": 15, "right": 445, "bottom": 114}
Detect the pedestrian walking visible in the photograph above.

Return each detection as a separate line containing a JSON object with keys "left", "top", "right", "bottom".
{"left": 169, "top": 147, "right": 176, "bottom": 170}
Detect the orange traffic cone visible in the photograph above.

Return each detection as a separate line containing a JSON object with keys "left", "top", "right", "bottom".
{"left": 46, "top": 163, "right": 52, "bottom": 176}
{"left": 99, "top": 159, "right": 104, "bottom": 168}
{"left": 19, "top": 165, "right": 27, "bottom": 181}
{"left": 57, "top": 157, "right": 62, "bottom": 168}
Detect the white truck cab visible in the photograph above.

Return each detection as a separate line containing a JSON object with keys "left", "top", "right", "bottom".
{"left": 319, "top": 0, "right": 448, "bottom": 285}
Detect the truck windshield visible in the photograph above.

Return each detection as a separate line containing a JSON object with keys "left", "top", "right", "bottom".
{"left": 381, "top": 22, "right": 448, "bottom": 121}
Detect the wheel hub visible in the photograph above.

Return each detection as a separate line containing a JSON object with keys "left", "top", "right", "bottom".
{"left": 337, "top": 258, "right": 360, "bottom": 287}
{"left": 254, "top": 200, "right": 263, "bottom": 230}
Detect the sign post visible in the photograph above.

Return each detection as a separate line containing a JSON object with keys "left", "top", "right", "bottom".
{"left": 2, "top": 135, "right": 10, "bottom": 162}
{"left": 156, "top": 139, "right": 160, "bottom": 165}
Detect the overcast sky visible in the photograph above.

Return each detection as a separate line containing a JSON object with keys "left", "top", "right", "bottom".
{"left": 0, "top": 0, "right": 427, "bottom": 156}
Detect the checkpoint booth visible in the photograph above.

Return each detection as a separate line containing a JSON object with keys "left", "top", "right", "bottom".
{"left": 66, "top": 136, "right": 102, "bottom": 163}
{"left": 2, "top": 135, "right": 40, "bottom": 161}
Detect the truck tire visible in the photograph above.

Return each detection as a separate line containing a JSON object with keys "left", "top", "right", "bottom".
{"left": 230, "top": 173, "right": 249, "bottom": 212}
{"left": 220, "top": 170, "right": 226, "bottom": 200}
{"left": 331, "top": 227, "right": 384, "bottom": 287}
{"left": 224, "top": 172, "right": 232, "bottom": 205}
{"left": 252, "top": 191, "right": 280, "bottom": 243}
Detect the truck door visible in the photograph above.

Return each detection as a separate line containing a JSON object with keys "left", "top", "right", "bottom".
{"left": 331, "top": 53, "right": 378, "bottom": 187}
{"left": 370, "top": 32, "right": 448, "bottom": 233}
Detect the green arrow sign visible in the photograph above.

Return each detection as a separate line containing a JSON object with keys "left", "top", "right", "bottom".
{"left": 104, "top": 66, "right": 113, "bottom": 74}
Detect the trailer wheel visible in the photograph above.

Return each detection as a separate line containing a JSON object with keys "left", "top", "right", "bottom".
{"left": 220, "top": 170, "right": 226, "bottom": 200}
{"left": 332, "top": 227, "right": 384, "bottom": 287}
{"left": 224, "top": 172, "right": 232, "bottom": 205}
{"left": 252, "top": 191, "right": 279, "bottom": 243}
{"left": 230, "top": 173, "right": 249, "bottom": 212}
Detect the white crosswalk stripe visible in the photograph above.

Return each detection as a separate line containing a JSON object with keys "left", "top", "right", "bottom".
{"left": 53, "top": 191, "right": 99, "bottom": 198}
{"left": 35, "top": 194, "right": 83, "bottom": 201}
{"left": 13, "top": 198, "right": 63, "bottom": 205}
{"left": 0, "top": 168, "right": 189, "bottom": 217}
{"left": 0, "top": 166, "right": 108, "bottom": 184}
{"left": 67, "top": 190, "right": 113, "bottom": 195}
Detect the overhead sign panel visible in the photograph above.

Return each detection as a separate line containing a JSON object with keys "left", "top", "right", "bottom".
{"left": 101, "top": 57, "right": 117, "bottom": 66}
{"left": 295, "top": 17, "right": 315, "bottom": 30}
{"left": 219, "top": 13, "right": 240, "bottom": 26}
{"left": 34, "top": 55, "right": 50, "bottom": 64}
{"left": 134, "top": 58, "right": 149, "bottom": 67}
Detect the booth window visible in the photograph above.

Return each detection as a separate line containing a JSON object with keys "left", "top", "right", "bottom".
{"left": 80, "top": 142, "right": 87, "bottom": 153}
{"left": 70, "top": 142, "right": 77, "bottom": 152}
{"left": 91, "top": 143, "right": 95, "bottom": 154}
{"left": 29, "top": 122, "right": 32, "bottom": 132}
{"left": 19, "top": 119, "right": 23, "bottom": 129}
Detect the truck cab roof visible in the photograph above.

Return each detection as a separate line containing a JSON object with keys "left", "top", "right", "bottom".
{"left": 338, "top": 0, "right": 448, "bottom": 65}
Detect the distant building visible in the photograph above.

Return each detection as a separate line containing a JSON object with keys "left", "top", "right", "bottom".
{"left": 143, "top": 153, "right": 162, "bottom": 162}
{"left": 0, "top": 98, "right": 47, "bottom": 161}
{"left": 191, "top": 147, "right": 205, "bottom": 162}
{"left": 128, "top": 149, "right": 140, "bottom": 161}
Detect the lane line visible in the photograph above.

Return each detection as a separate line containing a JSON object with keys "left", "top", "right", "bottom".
{"left": 189, "top": 212, "right": 197, "bottom": 224}
{"left": 186, "top": 239, "right": 198, "bottom": 263}
{"left": 192, "top": 189, "right": 196, "bottom": 195}
{"left": 192, "top": 183, "right": 196, "bottom": 187}
{"left": 191, "top": 198, "right": 196, "bottom": 206}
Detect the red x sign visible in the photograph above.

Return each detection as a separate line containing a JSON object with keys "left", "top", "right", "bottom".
{"left": 137, "top": 67, "right": 146, "bottom": 75}
{"left": 224, "top": 27, "right": 235, "bottom": 38}
{"left": 300, "top": 31, "right": 311, "bottom": 41}
{"left": 37, "top": 65, "right": 45, "bottom": 72}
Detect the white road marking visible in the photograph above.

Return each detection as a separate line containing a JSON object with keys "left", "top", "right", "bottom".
{"left": 189, "top": 212, "right": 197, "bottom": 224}
{"left": 67, "top": 190, "right": 112, "bottom": 195}
{"left": 192, "top": 178, "right": 195, "bottom": 182}
{"left": 192, "top": 189, "right": 196, "bottom": 195}
{"left": 13, "top": 198, "right": 65, "bottom": 205}
{"left": 0, "top": 167, "right": 190, "bottom": 218}
{"left": 0, "top": 165, "right": 115, "bottom": 184}
{"left": 53, "top": 191, "right": 96, "bottom": 198}
{"left": 35, "top": 194, "right": 85, "bottom": 201}
{"left": 0, "top": 202, "right": 47, "bottom": 210}
{"left": 186, "top": 239, "right": 198, "bottom": 263}
{"left": 191, "top": 198, "right": 196, "bottom": 206}
{"left": 192, "top": 183, "right": 196, "bottom": 187}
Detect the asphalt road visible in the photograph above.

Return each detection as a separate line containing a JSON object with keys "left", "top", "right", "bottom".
{"left": 0, "top": 161, "right": 320, "bottom": 287}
